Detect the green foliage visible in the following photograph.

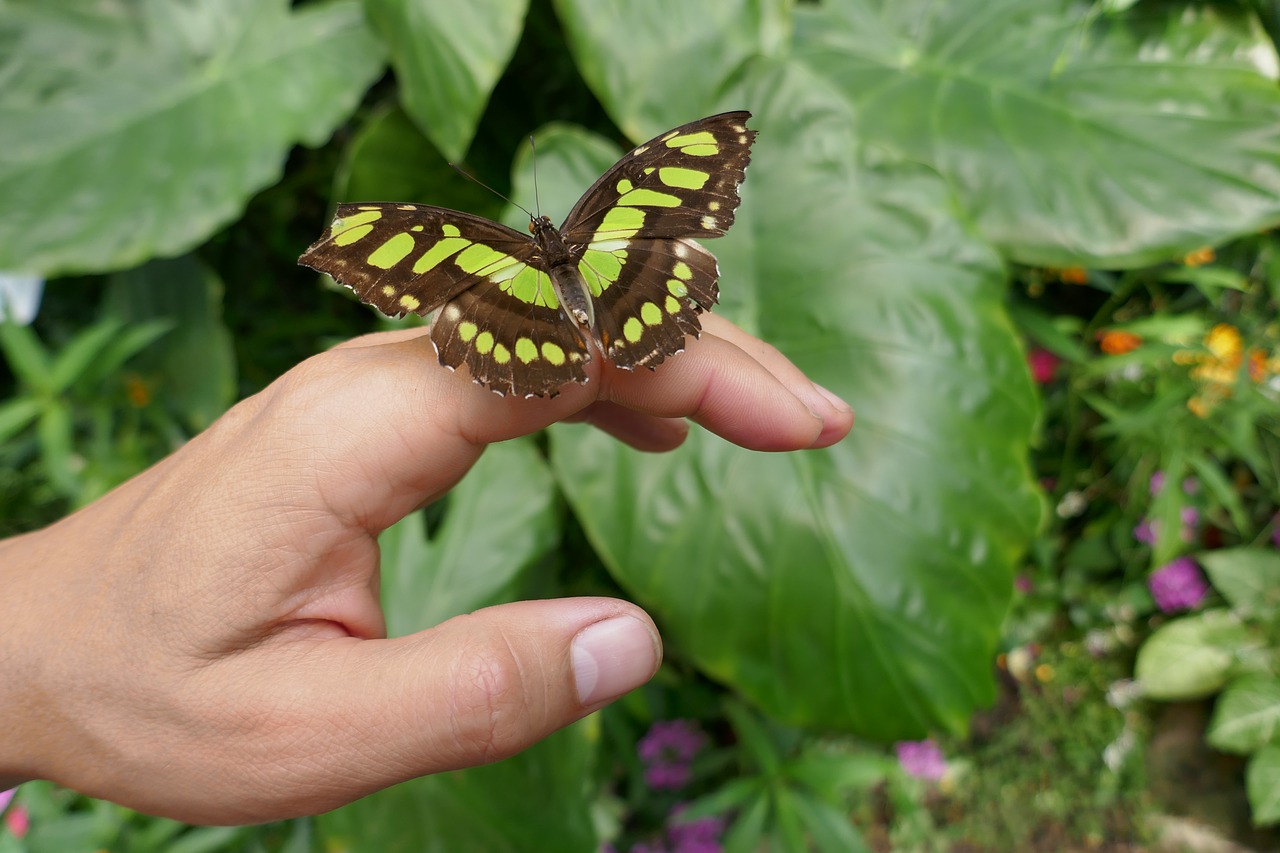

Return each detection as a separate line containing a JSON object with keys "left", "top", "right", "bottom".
{"left": 1135, "top": 549, "right": 1280, "bottom": 826}
{"left": 3, "top": 0, "right": 1280, "bottom": 848}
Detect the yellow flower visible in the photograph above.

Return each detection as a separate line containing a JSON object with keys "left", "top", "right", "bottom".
{"left": 1204, "top": 324, "right": 1243, "bottom": 365}
{"left": 1183, "top": 246, "right": 1216, "bottom": 267}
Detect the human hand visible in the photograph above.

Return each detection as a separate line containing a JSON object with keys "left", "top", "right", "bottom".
{"left": 0, "top": 314, "right": 851, "bottom": 824}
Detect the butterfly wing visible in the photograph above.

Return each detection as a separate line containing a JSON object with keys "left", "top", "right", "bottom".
{"left": 559, "top": 111, "right": 755, "bottom": 371}
{"left": 300, "top": 202, "right": 591, "bottom": 397}
{"left": 559, "top": 111, "right": 755, "bottom": 243}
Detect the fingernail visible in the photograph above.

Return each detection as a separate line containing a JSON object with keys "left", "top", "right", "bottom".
{"left": 572, "top": 616, "right": 661, "bottom": 706}
{"left": 811, "top": 382, "right": 852, "bottom": 414}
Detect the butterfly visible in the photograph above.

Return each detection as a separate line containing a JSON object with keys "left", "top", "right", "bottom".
{"left": 299, "top": 111, "right": 755, "bottom": 398}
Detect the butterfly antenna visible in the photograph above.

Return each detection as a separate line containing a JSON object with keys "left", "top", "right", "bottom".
{"left": 530, "top": 135, "right": 543, "bottom": 219}
{"left": 448, "top": 162, "right": 534, "bottom": 221}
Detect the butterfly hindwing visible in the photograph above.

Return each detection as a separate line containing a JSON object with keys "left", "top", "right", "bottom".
{"left": 432, "top": 280, "right": 592, "bottom": 398}
{"left": 580, "top": 237, "right": 720, "bottom": 370}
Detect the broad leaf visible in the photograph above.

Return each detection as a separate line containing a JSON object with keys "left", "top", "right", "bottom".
{"left": 333, "top": 104, "right": 504, "bottom": 225}
{"left": 1135, "top": 609, "right": 1251, "bottom": 700}
{"left": 378, "top": 438, "right": 558, "bottom": 633}
{"left": 364, "top": 0, "right": 529, "bottom": 161}
{"left": 795, "top": 0, "right": 1280, "bottom": 267}
{"left": 1199, "top": 547, "right": 1280, "bottom": 616}
{"left": 553, "top": 0, "right": 791, "bottom": 141}
{"left": 0, "top": 0, "right": 385, "bottom": 276}
{"left": 1207, "top": 675, "right": 1280, "bottom": 755}
{"left": 536, "top": 61, "right": 1040, "bottom": 738}
{"left": 1247, "top": 745, "right": 1280, "bottom": 826}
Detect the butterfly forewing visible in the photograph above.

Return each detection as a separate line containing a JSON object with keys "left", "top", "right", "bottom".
{"left": 299, "top": 203, "right": 538, "bottom": 318}
{"left": 561, "top": 111, "right": 755, "bottom": 244}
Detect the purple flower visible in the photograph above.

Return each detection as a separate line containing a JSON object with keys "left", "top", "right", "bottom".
{"left": 895, "top": 739, "right": 947, "bottom": 781}
{"left": 639, "top": 720, "right": 707, "bottom": 792}
{"left": 1180, "top": 507, "right": 1200, "bottom": 542}
{"left": 1148, "top": 557, "right": 1209, "bottom": 612}
{"left": 639, "top": 720, "right": 706, "bottom": 764}
{"left": 0, "top": 789, "right": 13, "bottom": 813}
{"left": 1014, "top": 574, "right": 1033, "bottom": 594}
{"left": 1134, "top": 518, "right": 1157, "bottom": 545}
{"left": 1182, "top": 477, "right": 1199, "bottom": 495}
{"left": 667, "top": 807, "right": 726, "bottom": 853}
{"left": 1149, "top": 471, "right": 1166, "bottom": 495}
{"left": 644, "top": 762, "right": 692, "bottom": 791}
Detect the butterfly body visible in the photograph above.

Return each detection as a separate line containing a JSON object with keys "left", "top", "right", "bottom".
{"left": 300, "top": 111, "right": 756, "bottom": 397}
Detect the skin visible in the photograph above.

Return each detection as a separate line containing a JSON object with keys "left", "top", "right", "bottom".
{"left": 0, "top": 314, "right": 852, "bottom": 825}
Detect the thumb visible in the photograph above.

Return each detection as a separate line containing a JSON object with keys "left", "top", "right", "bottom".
{"left": 273, "top": 598, "right": 661, "bottom": 816}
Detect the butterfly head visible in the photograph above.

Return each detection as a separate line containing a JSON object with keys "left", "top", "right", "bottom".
{"left": 528, "top": 214, "right": 555, "bottom": 235}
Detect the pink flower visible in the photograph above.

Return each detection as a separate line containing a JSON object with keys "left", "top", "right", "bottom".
{"left": 895, "top": 739, "right": 947, "bottom": 781}
{"left": 0, "top": 789, "right": 13, "bottom": 813}
{"left": 3, "top": 803, "right": 28, "bottom": 839}
{"left": 1149, "top": 471, "right": 1166, "bottom": 495}
{"left": 1134, "top": 518, "right": 1156, "bottom": 545}
{"left": 1149, "top": 557, "right": 1209, "bottom": 612}
{"left": 1027, "top": 348, "right": 1061, "bottom": 384}
{"left": 1014, "top": 574, "right": 1033, "bottom": 594}
{"left": 1180, "top": 507, "right": 1200, "bottom": 542}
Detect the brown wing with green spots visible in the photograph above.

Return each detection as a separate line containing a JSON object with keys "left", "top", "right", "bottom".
{"left": 581, "top": 237, "right": 720, "bottom": 371}
{"left": 298, "top": 203, "right": 538, "bottom": 318}
{"left": 431, "top": 279, "right": 592, "bottom": 398}
{"left": 560, "top": 111, "right": 755, "bottom": 244}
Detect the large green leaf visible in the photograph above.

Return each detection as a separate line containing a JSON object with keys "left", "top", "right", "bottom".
{"left": 364, "top": 0, "right": 529, "bottom": 161}
{"left": 378, "top": 438, "right": 559, "bottom": 634}
{"left": 0, "top": 0, "right": 385, "bottom": 276}
{"left": 317, "top": 439, "right": 596, "bottom": 852}
{"left": 333, "top": 104, "right": 504, "bottom": 224}
{"left": 529, "top": 61, "right": 1039, "bottom": 737}
{"left": 553, "top": 0, "right": 791, "bottom": 140}
{"left": 795, "top": 0, "right": 1280, "bottom": 267}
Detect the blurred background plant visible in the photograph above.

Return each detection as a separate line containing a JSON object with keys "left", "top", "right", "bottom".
{"left": 2, "top": 0, "right": 1279, "bottom": 850}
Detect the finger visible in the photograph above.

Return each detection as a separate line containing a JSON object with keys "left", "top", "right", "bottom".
{"left": 598, "top": 325, "right": 854, "bottom": 452}
{"left": 701, "top": 313, "right": 853, "bottom": 433}
{"left": 566, "top": 401, "right": 690, "bottom": 452}
{"left": 218, "top": 598, "right": 662, "bottom": 821}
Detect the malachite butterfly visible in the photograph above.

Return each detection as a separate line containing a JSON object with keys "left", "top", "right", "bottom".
{"left": 299, "top": 111, "right": 756, "bottom": 398}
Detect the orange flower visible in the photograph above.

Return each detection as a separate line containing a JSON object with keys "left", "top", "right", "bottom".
{"left": 1247, "top": 348, "right": 1271, "bottom": 383}
{"left": 125, "top": 376, "right": 151, "bottom": 408}
{"left": 1183, "top": 246, "right": 1216, "bottom": 267}
{"left": 1098, "top": 329, "right": 1141, "bottom": 355}
{"left": 1058, "top": 266, "right": 1089, "bottom": 285}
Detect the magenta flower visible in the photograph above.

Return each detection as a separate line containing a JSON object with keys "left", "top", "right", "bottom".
{"left": 1149, "top": 471, "right": 1166, "bottom": 495}
{"left": 0, "top": 789, "right": 12, "bottom": 813}
{"left": 639, "top": 720, "right": 707, "bottom": 792}
{"left": 1134, "top": 518, "right": 1156, "bottom": 545}
{"left": 1148, "top": 557, "right": 1209, "bottom": 612}
{"left": 895, "top": 739, "right": 947, "bottom": 781}
{"left": 1027, "top": 348, "right": 1061, "bottom": 384}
